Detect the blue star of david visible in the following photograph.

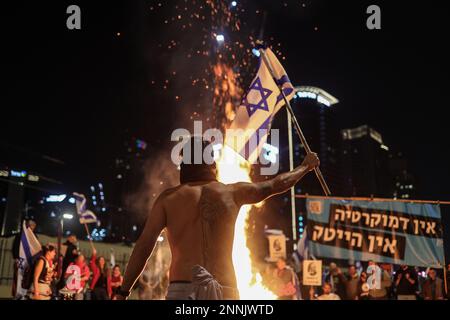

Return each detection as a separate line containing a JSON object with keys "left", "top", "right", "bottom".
{"left": 18, "top": 257, "right": 25, "bottom": 270}
{"left": 241, "top": 77, "right": 272, "bottom": 117}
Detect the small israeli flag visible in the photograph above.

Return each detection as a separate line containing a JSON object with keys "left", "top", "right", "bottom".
{"left": 73, "top": 192, "right": 98, "bottom": 224}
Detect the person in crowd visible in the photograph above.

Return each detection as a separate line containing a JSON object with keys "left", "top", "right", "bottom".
{"left": 12, "top": 219, "right": 37, "bottom": 298}
{"left": 422, "top": 268, "right": 444, "bottom": 300}
{"left": 272, "top": 257, "right": 299, "bottom": 300}
{"left": 317, "top": 282, "right": 340, "bottom": 300}
{"left": 324, "top": 262, "right": 346, "bottom": 299}
{"left": 64, "top": 254, "right": 90, "bottom": 300}
{"left": 30, "top": 244, "right": 56, "bottom": 300}
{"left": 90, "top": 248, "right": 112, "bottom": 300}
{"left": 62, "top": 234, "right": 79, "bottom": 275}
{"left": 394, "top": 264, "right": 418, "bottom": 300}
{"left": 110, "top": 265, "right": 124, "bottom": 299}
{"left": 358, "top": 271, "right": 370, "bottom": 300}
{"left": 367, "top": 260, "right": 392, "bottom": 300}
{"left": 336, "top": 264, "right": 360, "bottom": 300}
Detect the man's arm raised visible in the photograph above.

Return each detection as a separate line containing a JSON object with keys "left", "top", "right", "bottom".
{"left": 117, "top": 194, "right": 166, "bottom": 299}
{"left": 232, "top": 153, "right": 320, "bottom": 206}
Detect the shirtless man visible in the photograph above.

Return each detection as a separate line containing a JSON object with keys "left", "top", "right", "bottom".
{"left": 117, "top": 138, "right": 319, "bottom": 300}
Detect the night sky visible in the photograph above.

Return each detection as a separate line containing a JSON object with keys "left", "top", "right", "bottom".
{"left": 2, "top": 1, "right": 449, "bottom": 200}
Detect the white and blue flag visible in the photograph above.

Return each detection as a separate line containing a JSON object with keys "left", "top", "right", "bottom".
{"left": 225, "top": 47, "right": 295, "bottom": 163}
{"left": 73, "top": 192, "right": 98, "bottom": 224}
{"left": 16, "top": 221, "right": 42, "bottom": 298}
{"left": 296, "top": 226, "right": 310, "bottom": 260}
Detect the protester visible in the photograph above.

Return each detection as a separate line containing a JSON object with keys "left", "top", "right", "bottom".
{"left": 119, "top": 137, "right": 320, "bottom": 300}
{"left": 30, "top": 244, "right": 56, "bottom": 300}
{"left": 394, "top": 264, "right": 418, "bottom": 300}
{"left": 422, "top": 268, "right": 444, "bottom": 300}
{"left": 358, "top": 271, "right": 370, "bottom": 300}
{"left": 367, "top": 261, "right": 392, "bottom": 300}
{"left": 64, "top": 254, "right": 90, "bottom": 300}
{"left": 272, "top": 258, "right": 299, "bottom": 300}
{"left": 317, "top": 282, "right": 341, "bottom": 300}
{"left": 324, "top": 262, "right": 346, "bottom": 299}
{"left": 11, "top": 220, "right": 37, "bottom": 298}
{"left": 62, "top": 234, "right": 79, "bottom": 275}
{"left": 337, "top": 264, "right": 360, "bottom": 300}
{"left": 110, "top": 265, "right": 124, "bottom": 299}
{"left": 90, "top": 248, "right": 112, "bottom": 300}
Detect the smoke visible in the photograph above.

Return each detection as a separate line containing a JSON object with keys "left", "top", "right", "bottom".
{"left": 124, "top": 149, "right": 179, "bottom": 223}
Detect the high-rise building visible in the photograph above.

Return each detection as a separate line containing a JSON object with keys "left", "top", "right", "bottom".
{"left": 341, "top": 124, "right": 394, "bottom": 197}
{"left": 389, "top": 152, "right": 417, "bottom": 200}
{"left": 0, "top": 144, "right": 67, "bottom": 236}
{"left": 105, "top": 133, "right": 149, "bottom": 242}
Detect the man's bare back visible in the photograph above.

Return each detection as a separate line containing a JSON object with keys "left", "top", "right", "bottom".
{"left": 119, "top": 152, "right": 319, "bottom": 299}
{"left": 164, "top": 181, "right": 240, "bottom": 288}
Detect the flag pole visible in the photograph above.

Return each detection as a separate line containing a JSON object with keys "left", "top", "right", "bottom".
{"left": 287, "top": 110, "right": 298, "bottom": 244}
{"left": 258, "top": 48, "right": 331, "bottom": 196}
{"left": 83, "top": 223, "right": 95, "bottom": 252}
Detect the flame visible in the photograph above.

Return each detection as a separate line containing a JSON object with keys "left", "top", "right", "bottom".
{"left": 217, "top": 145, "right": 276, "bottom": 300}
{"left": 212, "top": 62, "right": 242, "bottom": 128}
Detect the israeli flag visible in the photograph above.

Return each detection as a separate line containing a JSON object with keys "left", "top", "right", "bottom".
{"left": 73, "top": 192, "right": 87, "bottom": 214}
{"left": 16, "top": 221, "right": 42, "bottom": 298}
{"left": 297, "top": 226, "right": 316, "bottom": 261}
{"left": 296, "top": 226, "right": 309, "bottom": 261}
{"left": 73, "top": 192, "right": 98, "bottom": 224}
{"left": 225, "top": 47, "right": 295, "bottom": 163}
{"left": 79, "top": 211, "right": 98, "bottom": 224}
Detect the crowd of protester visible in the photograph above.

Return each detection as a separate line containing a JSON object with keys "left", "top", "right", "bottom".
{"left": 11, "top": 221, "right": 449, "bottom": 300}
{"left": 12, "top": 227, "right": 124, "bottom": 300}
{"left": 263, "top": 257, "right": 450, "bottom": 300}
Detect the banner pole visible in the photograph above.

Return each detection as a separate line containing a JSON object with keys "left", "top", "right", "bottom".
{"left": 258, "top": 48, "right": 331, "bottom": 196}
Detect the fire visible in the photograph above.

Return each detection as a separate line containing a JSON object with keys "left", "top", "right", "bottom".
{"left": 217, "top": 145, "right": 276, "bottom": 300}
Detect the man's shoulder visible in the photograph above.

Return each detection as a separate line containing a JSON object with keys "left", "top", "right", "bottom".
{"left": 159, "top": 181, "right": 229, "bottom": 200}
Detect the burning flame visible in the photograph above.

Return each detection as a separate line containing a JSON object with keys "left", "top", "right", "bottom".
{"left": 217, "top": 145, "right": 276, "bottom": 300}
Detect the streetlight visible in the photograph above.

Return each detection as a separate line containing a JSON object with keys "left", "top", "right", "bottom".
{"left": 216, "top": 34, "right": 224, "bottom": 43}
{"left": 62, "top": 213, "right": 73, "bottom": 220}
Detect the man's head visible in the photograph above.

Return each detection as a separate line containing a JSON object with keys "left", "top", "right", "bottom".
{"left": 179, "top": 137, "right": 217, "bottom": 184}
{"left": 322, "top": 282, "right": 332, "bottom": 295}
{"left": 67, "top": 234, "right": 77, "bottom": 244}
{"left": 276, "top": 257, "right": 286, "bottom": 270}
{"left": 329, "top": 262, "right": 338, "bottom": 275}
{"left": 400, "top": 264, "right": 408, "bottom": 270}
{"left": 428, "top": 268, "right": 436, "bottom": 280}
{"left": 348, "top": 265, "right": 357, "bottom": 277}
{"left": 27, "top": 220, "right": 37, "bottom": 231}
